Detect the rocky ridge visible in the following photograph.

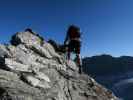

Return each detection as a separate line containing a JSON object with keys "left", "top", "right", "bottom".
{"left": 0, "top": 31, "right": 118, "bottom": 100}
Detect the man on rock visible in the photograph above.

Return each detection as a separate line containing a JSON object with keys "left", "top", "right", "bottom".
{"left": 64, "top": 25, "right": 82, "bottom": 73}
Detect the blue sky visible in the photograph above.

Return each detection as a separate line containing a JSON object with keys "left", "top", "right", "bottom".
{"left": 0, "top": 0, "right": 133, "bottom": 57}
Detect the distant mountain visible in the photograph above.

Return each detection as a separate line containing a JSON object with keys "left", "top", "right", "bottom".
{"left": 82, "top": 54, "right": 133, "bottom": 76}
{"left": 82, "top": 55, "right": 133, "bottom": 100}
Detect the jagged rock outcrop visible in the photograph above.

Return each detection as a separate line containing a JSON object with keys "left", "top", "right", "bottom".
{"left": 0, "top": 31, "right": 118, "bottom": 100}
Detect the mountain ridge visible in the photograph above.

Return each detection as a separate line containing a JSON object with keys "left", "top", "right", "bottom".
{"left": 83, "top": 54, "right": 133, "bottom": 76}
{"left": 0, "top": 30, "right": 118, "bottom": 100}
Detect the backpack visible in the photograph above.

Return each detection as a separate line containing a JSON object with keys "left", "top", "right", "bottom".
{"left": 68, "top": 25, "right": 81, "bottom": 39}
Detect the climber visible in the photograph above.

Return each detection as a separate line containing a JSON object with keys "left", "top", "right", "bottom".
{"left": 64, "top": 25, "right": 82, "bottom": 73}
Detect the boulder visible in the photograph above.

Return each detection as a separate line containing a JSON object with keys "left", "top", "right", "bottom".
{"left": 10, "top": 31, "right": 43, "bottom": 46}
{"left": 5, "top": 58, "right": 32, "bottom": 72}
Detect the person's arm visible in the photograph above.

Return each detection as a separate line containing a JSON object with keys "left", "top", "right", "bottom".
{"left": 64, "top": 32, "right": 69, "bottom": 45}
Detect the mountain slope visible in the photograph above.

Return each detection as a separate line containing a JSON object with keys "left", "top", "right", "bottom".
{"left": 0, "top": 31, "right": 117, "bottom": 100}
{"left": 82, "top": 55, "right": 133, "bottom": 100}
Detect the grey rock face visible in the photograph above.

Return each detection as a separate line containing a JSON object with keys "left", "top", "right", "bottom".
{"left": 0, "top": 44, "right": 10, "bottom": 58}
{"left": 0, "top": 31, "right": 118, "bottom": 100}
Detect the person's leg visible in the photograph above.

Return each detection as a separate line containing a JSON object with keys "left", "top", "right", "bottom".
{"left": 67, "top": 40, "right": 75, "bottom": 60}
{"left": 67, "top": 49, "right": 71, "bottom": 60}
{"left": 75, "top": 40, "right": 81, "bottom": 65}
{"left": 76, "top": 54, "right": 80, "bottom": 65}
{"left": 67, "top": 41, "right": 72, "bottom": 60}
{"left": 75, "top": 40, "right": 82, "bottom": 73}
